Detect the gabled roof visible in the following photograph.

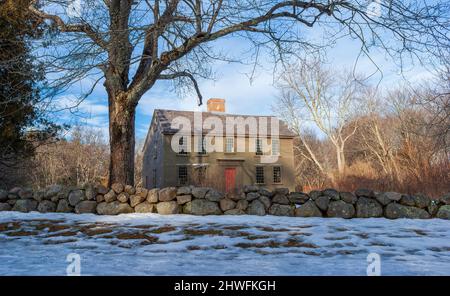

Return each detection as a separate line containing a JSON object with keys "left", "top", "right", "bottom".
{"left": 143, "top": 109, "right": 296, "bottom": 152}
{"left": 152, "top": 109, "right": 296, "bottom": 137}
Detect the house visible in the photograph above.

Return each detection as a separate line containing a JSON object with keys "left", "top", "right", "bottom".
{"left": 142, "top": 98, "right": 296, "bottom": 192}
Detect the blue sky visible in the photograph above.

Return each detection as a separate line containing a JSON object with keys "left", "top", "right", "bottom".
{"left": 53, "top": 31, "right": 433, "bottom": 142}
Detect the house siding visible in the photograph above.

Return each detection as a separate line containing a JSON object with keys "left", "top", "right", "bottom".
{"left": 143, "top": 134, "right": 296, "bottom": 191}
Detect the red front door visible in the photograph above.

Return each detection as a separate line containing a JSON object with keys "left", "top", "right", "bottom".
{"left": 225, "top": 168, "right": 236, "bottom": 193}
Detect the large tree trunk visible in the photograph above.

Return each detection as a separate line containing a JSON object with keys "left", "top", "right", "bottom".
{"left": 108, "top": 94, "right": 136, "bottom": 186}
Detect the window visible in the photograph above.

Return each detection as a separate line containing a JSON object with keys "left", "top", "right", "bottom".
{"left": 273, "top": 166, "right": 282, "bottom": 183}
{"left": 178, "top": 136, "right": 188, "bottom": 154}
{"left": 272, "top": 139, "right": 280, "bottom": 156}
{"left": 197, "top": 136, "right": 207, "bottom": 154}
{"left": 256, "top": 138, "right": 263, "bottom": 155}
{"left": 226, "top": 137, "right": 234, "bottom": 153}
{"left": 178, "top": 166, "right": 188, "bottom": 185}
{"left": 256, "top": 166, "right": 265, "bottom": 184}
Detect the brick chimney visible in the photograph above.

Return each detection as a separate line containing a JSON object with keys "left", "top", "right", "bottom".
{"left": 207, "top": 98, "right": 225, "bottom": 113}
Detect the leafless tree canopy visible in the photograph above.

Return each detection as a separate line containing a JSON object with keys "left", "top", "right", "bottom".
{"left": 26, "top": 0, "right": 450, "bottom": 185}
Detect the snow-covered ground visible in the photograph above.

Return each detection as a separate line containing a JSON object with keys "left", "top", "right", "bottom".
{"left": 0, "top": 212, "right": 449, "bottom": 275}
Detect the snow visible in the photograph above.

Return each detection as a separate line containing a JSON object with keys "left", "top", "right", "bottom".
{"left": 0, "top": 211, "right": 449, "bottom": 275}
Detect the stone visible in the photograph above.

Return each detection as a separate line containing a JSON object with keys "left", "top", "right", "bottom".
{"left": 84, "top": 184, "right": 96, "bottom": 200}
{"left": 0, "top": 203, "right": 11, "bottom": 211}
{"left": 258, "top": 196, "right": 271, "bottom": 210}
{"left": 309, "top": 190, "right": 322, "bottom": 201}
{"left": 56, "top": 200, "right": 73, "bottom": 213}
{"left": 356, "top": 197, "right": 383, "bottom": 218}
{"left": 385, "top": 203, "right": 430, "bottom": 219}
{"left": 340, "top": 192, "right": 358, "bottom": 204}
{"left": 246, "top": 192, "right": 260, "bottom": 202}
{"left": 45, "top": 184, "right": 63, "bottom": 198}
{"left": 146, "top": 188, "right": 159, "bottom": 203}
{"left": 75, "top": 201, "right": 97, "bottom": 214}
{"left": 51, "top": 194, "right": 61, "bottom": 203}
{"left": 288, "top": 192, "right": 310, "bottom": 204}
{"left": 355, "top": 188, "right": 375, "bottom": 198}
{"left": 0, "top": 190, "right": 8, "bottom": 202}
{"left": 158, "top": 187, "right": 177, "bottom": 201}
{"left": 111, "top": 183, "right": 124, "bottom": 194}
{"left": 315, "top": 195, "right": 330, "bottom": 211}
{"left": 441, "top": 193, "right": 450, "bottom": 205}
{"left": 274, "top": 187, "right": 289, "bottom": 195}
{"left": 134, "top": 202, "right": 156, "bottom": 213}
{"left": 130, "top": 194, "right": 146, "bottom": 207}
{"left": 96, "top": 194, "right": 105, "bottom": 203}
{"left": 156, "top": 201, "right": 179, "bottom": 214}
{"left": 104, "top": 190, "right": 117, "bottom": 203}
{"left": 224, "top": 209, "right": 246, "bottom": 215}
{"left": 177, "top": 186, "right": 192, "bottom": 195}
{"left": 38, "top": 200, "right": 56, "bottom": 213}
{"left": 236, "top": 200, "right": 249, "bottom": 211}
{"left": 124, "top": 185, "right": 136, "bottom": 195}
{"left": 243, "top": 185, "right": 259, "bottom": 193}
{"left": 12, "top": 200, "right": 37, "bottom": 212}
{"left": 269, "top": 204, "right": 294, "bottom": 216}
{"left": 7, "top": 200, "right": 16, "bottom": 206}
{"left": 258, "top": 188, "right": 272, "bottom": 197}
{"left": 227, "top": 190, "right": 245, "bottom": 201}
{"left": 97, "top": 201, "right": 133, "bottom": 215}
{"left": 385, "top": 192, "right": 402, "bottom": 202}
{"left": 9, "top": 187, "right": 21, "bottom": 195}
{"left": 295, "top": 201, "right": 322, "bottom": 217}
{"left": 135, "top": 187, "right": 148, "bottom": 198}
{"left": 94, "top": 184, "right": 108, "bottom": 195}
{"left": 436, "top": 205, "right": 450, "bottom": 220}
{"left": 428, "top": 201, "right": 439, "bottom": 216}
{"left": 68, "top": 190, "right": 84, "bottom": 206}
{"left": 247, "top": 200, "right": 266, "bottom": 216}
{"left": 413, "top": 194, "right": 430, "bottom": 209}
{"left": 322, "top": 189, "right": 340, "bottom": 200}
{"left": 8, "top": 193, "right": 18, "bottom": 200}
{"left": 192, "top": 187, "right": 210, "bottom": 199}
{"left": 219, "top": 199, "right": 236, "bottom": 212}
{"left": 188, "top": 199, "right": 222, "bottom": 215}
{"left": 33, "top": 190, "right": 45, "bottom": 202}
{"left": 18, "top": 188, "right": 33, "bottom": 199}
{"left": 375, "top": 192, "right": 391, "bottom": 206}
{"left": 177, "top": 194, "right": 192, "bottom": 205}
{"left": 117, "top": 192, "right": 129, "bottom": 203}
{"left": 272, "top": 194, "right": 289, "bottom": 205}
{"left": 327, "top": 201, "right": 355, "bottom": 219}
{"left": 205, "top": 189, "right": 225, "bottom": 202}
{"left": 400, "top": 195, "right": 415, "bottom": 206}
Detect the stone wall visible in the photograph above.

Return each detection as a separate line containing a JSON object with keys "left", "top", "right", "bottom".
{"left": 1, "top": 184, "right": 449, "bottom": 219}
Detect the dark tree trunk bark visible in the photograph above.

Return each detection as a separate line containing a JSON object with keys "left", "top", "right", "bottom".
{"left": 108, "top": 94, "right": 136, "bottom": 186}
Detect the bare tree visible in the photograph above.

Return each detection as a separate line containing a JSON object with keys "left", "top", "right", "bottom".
{"left": 277, "top": 58, "right": 364, "bottom": 175}
{"left": 27, "top": 0, "right": 450, "bottom": 185}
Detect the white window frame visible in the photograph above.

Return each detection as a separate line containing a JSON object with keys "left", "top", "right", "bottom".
{"left": 197, "top": 136, "right": 207, "bottom": 154}
{"left": 273, "top": 166, "right": 282, "bottom": 184}
{"left": 256, "top": 138, "right": 263, "bottom": 155}
{"left": 178, "top": 136, "right": 188, "bottom": 154}
{"left": 256, "top": 166, "right": 265, "bottom": 184}
{"left": 225, "top": 137, "right": 234, "bottom": 153}
{"left": 178, "top": 166, "right": 188, "bottom": 185}
{"left": 272, "top": 139, "right": 280, "bottom": 156}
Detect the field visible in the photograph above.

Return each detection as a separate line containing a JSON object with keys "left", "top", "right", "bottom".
{"left": 0, "top": 212, "right": 449, "bottom": 275}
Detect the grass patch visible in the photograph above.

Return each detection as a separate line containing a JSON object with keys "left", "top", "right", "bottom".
{"left": 148, "top": 226, "right": 177, "bottom": 234}
{"left": 183, "top": 228, "right": 223, "bottom": 236}
{"left": 116, "top": 232, "right": 158, "bottom": 242}
{"left": 6, "top": 230, "right": 38, "bottom": 236}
